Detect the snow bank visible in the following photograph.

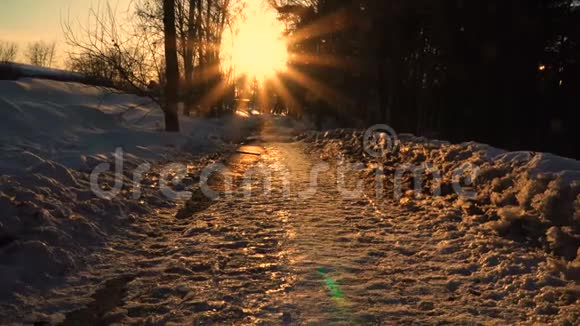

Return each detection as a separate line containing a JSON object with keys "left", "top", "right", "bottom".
{"left": 0, "top": 62, "right": 86, "bottom": 83}
{"left": 298, "top": 129, "right": 580, "bottom": 273}
{"left": 0, "top": 78, "right": 257, "bottom": 172}
{"left": 0, "top": 78, "right": 258, "bottom": 299}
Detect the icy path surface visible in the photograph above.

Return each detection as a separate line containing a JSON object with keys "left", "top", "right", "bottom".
{"left": 60, "top": 149, "right": 573, "bottom": 323}
{"left": 15, "top": 123, "right": 577, "bottom": 325}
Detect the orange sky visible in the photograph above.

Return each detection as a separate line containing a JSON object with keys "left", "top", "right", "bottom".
{"left": 0, "top": 0, "right": 133, "bottom": 66}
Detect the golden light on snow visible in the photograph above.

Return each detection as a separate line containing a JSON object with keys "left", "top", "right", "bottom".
{"left": 221, "top": 1, "right": 288, "bottom": 80}
{"left": 235, "top": 110, "right": 250, "bottom": 117}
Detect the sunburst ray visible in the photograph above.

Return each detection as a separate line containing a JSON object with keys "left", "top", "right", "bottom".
{"left": 286, "top": 9, "right": 353, "bottom": 45}
{"left": 196, "top": 78, "right": 233, "bottom": 111}
{"left": 282, "top": 67, "right": 351, "bottom": 108}
{"left": 270, "top": 74, "right": 302, "bottom": 116}
{"left": 288, "top": 53, "right": 358, "bottom": 71}
{"left": 190, "top": 63, "right": 222, "bottom": 84}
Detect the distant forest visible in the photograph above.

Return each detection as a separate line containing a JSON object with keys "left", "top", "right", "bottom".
{"left": 273, "top": 0, "right": 580, "bottom": 158}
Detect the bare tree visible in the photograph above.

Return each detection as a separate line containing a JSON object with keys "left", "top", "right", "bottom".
{"left": 0, "top": 41, "right": 18, "bottom": 62}
{"left": 26, "top": 41, "right": 56, "bottom": 67}
{"left": 63, "top": 2, "right": 163, "bottom": 96}
{"left": 183, "top": 0, "right": 199, "bottom": 116}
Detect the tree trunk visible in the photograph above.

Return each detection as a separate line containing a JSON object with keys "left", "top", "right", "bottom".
{"left": 196, "top": 0, "right": 206, "bottom": 114}
{"left": 163, "top": 0, "right": 180, "bottom": 132}
{"left": 184, "top": 0, "right": 198, "bottom": 116}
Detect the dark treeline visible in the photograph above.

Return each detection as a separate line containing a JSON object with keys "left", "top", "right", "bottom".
{"left": 274, "top": 0, "right": 580, "bottom": 158}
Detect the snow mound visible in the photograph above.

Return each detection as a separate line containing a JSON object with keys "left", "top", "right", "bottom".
{"left": 0, "top": 78, "right": 258, "bottom": 171}
{"left": 0, "top": 62, "right": 87, "bottom": 84}
{"left": 299, "top": 129, "right": 580, "bottom": 267}
{"left": 0, "top": 78, "right": 258, "bottom": 299}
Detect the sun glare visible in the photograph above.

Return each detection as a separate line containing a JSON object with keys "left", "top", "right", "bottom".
{"left": 221, "top": 1, "right": 288, "bottom": 80}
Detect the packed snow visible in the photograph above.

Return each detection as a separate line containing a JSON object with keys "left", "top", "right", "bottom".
{"left": 299, "top": 130, "right": 580, "bottom": 276}
{"left": 295, "top": 129, "right": 579, "bottom": 323}
{"left": 8, "top": 123, "right": 572, "bottom": 325}
{"left": 0, "top": 78, "right": 259, "bottom": 310}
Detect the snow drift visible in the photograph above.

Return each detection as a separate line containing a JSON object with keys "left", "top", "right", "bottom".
{"left": 298, "top": 130, "right": 580, "bottom": 279}
{"left": 0, "top": 62, "right": 87, "bottom": 83}
{"left": 0, "top": 78, "right": 258, "bottom": 300}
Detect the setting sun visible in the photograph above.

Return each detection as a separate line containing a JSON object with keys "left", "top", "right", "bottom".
{"left": 221, "top": 1, "right": 288, "bottom": 80}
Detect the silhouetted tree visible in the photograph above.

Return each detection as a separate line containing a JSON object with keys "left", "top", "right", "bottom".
{"left": 163, "top": 0, "right": 181, "bottom": 132}
{"left": 26, "top": 41, "right": 56, "bottom": 67}
{"left": 64, "top": 2, "right": 161, "bottom": 96}
{"left": 0, "top": 41, "right": 18, "bottom": 62}
{"left": 275, "top": 0, "right": 580, "bottom": 158}
{"left": 137, "top": 0, "right": 236, "bottom": 116}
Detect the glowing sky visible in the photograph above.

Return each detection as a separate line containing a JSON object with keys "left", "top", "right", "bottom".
{"left": 0, "top": 0, "right": 132, "bottom": 64}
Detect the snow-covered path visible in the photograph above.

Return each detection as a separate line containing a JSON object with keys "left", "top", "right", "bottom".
{"left": 17, "top": 123, "right": 564, "bottom": 325}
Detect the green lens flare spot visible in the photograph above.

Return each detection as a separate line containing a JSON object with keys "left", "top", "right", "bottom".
{"left": 317, "top": 267, "right": 344, "bottom": 299}
{"left": 317, "top": 267, "right": 328, "bottom": 275}
{"left": 325, "top": 278, "right": 344, "bottom": 299}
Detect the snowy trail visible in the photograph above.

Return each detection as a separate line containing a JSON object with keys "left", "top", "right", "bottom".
{"left": 63, "top": 140, "right": 413, "bottom": 325}
{"left": 12, "top": 120, "right": 577, "bottom": 324}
